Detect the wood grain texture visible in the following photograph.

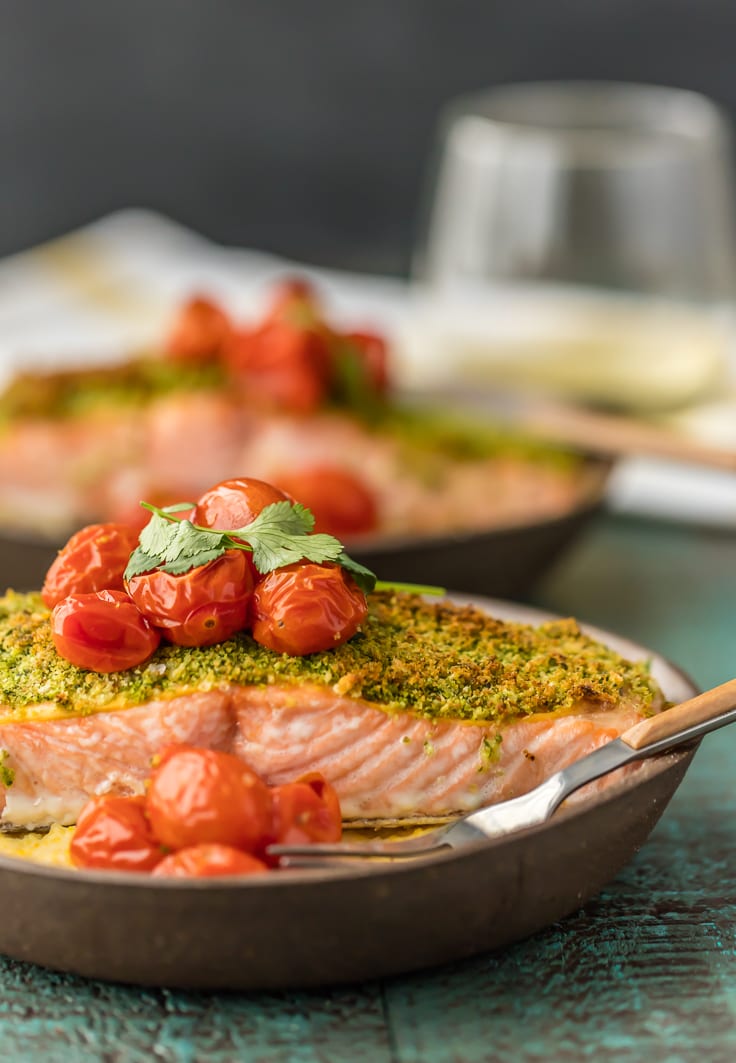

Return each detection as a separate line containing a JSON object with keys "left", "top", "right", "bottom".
{"left": 0, "top": 513, "right": 734, "bottom": 1062}
{"left": 622, "top": 676, "right": 736, "bottom": 749}
{"left": 0, "top": 973, "right": 393, "bottom": 1062}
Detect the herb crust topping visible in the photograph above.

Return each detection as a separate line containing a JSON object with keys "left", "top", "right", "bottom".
{"left": 0, "top": 591, "right": 659, "bottom": 724}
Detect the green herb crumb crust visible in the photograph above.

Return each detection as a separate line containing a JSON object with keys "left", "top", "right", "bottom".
{"left": 0, "top": 591, "right": 659, "bottom": 723}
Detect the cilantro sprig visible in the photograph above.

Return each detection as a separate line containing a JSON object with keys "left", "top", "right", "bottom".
{"left": 124, "top": 500, "right": 379, "bottom": 594}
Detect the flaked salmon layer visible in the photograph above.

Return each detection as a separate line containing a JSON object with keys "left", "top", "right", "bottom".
{"left": 0, "top": 682, "right": 658, "bottom": 830}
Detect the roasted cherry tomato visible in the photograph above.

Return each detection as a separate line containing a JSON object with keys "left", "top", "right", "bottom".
{"left": 342, "top": 330, "right": 390, "bottom": 394}
{"left": 165, "top": 295, "right": 233, "bottom": 362}
{"left": 146, "top": 745, "right": 272, "bottom": 853}
{"left": 126, "top": 550, "right": 253, "bottom": 647}
{"left": 193, "top": 477, "right": 291, "bottom": 533}
{"left": 275, "top": 467, "right": 378, "bottom": 538}
{"left": 271, "top": 773, "right": 342, "bottom": 845}
{"left": 264, "top": 277, "right": 321, "bottom": 325}
{"left": 70, "top": 795, "right": 163, "bottom": 872}
{"left": 152, "top": 844, "right": 268, "bottom": 878}
{"left": 42, "top": 523, "right": 140, "bottom": 609}
{"left": 52, "top": 590, "right": 161, "bottom": 672}
{"left": 251, "top": 562, "right": 367, "bottom": 656}
{"left": 225, "top": 320, "right": 330, "bottom": 413}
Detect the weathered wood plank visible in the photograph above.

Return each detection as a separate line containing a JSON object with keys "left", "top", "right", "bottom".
{"left": 0, "top": 973, "right": 393, "bottom": 1063}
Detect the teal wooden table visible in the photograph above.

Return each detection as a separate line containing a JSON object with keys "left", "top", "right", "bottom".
{"left": 1, "top": 513, "right": 735, "bottom": 1062}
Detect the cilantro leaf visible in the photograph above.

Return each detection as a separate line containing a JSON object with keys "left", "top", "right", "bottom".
{"left": 124, "top": 546, "right": 163, "bottom": 580}
{"left": 336, "top": 551, "right": 377, "bottom": 594}
{"left": 233, "top": 500, "right": 315, "bottom": 539}
{"left": 161, "top": 502, "right": 197, "bottom": 514}
{"left": 130, "top": 514, "right": 229, "bottom": 579}
{"left": 161, "top": 547, "right": 229, "bottom": 575}
{"left": 138, "top": 512, "right": 178, "bottom": 558}
{"left": 123, "top": 499, "right": 378, "bottom": 590}
{"left": 230, "top": 501, "right": 344, "bottom": 573}
{"left": 250, "top": 533, "right": 343, "bottom": 574}
{"left": 160, "top": 521, "right": 226, "bottom": 567}
{"left": 123, "top": 498, "right": 447, "bottom": 602}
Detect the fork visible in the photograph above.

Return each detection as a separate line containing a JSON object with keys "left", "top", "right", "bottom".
{"left": 268, "top": 677, "right": 736, "bottom": 866}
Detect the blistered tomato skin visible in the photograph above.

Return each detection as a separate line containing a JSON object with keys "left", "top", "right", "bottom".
{"left": 70, "top": 796, "right": 163, "bottom": 872}
{"left": 271, "top": 773, "right": 342, "bottom": 846}
{"left": 42, "top": 523, "right": 140, "bottom": 609}
{"left": 51, "top": 590, "right": 161, "bottom": 672}
{"left": 165, "top": 295, "right": 233, "bottom": 362}
{"left": 126, "top": 551, "right": 254, "bottom": 647}
{"left": 146, "top": 745, "right": 273, "bottom": 853}
{"left": 152, "top": 844, "right": 268, "bottom": 878}
{"left": 193, "top": 477, "right": 292, "bottom": 533}
{"left": 251, "top": 562, "right": 367, "bottom": 656}
{"left": 275, "top": 466, "right": 378, "bottom": 538}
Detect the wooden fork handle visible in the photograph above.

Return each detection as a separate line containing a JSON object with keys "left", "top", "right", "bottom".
{"left": 622, "top": 677, "right": 736, "bottom": 750}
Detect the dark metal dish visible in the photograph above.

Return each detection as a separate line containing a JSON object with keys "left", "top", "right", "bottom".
{"left": 0, "top": 456, "right": 612, "bottom": 596}
{"left": 0, "top": 597, "right": 696, "bottom": 990}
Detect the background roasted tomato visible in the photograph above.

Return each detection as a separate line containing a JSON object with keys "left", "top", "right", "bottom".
{"left": 165, "top": 295, "right": 233, "bottom": 362}
{"left": 274, "top": 466, "right": 378, "bottom": 538}
{"left": 225, "top": 320, "right": 331, "bottom": 413}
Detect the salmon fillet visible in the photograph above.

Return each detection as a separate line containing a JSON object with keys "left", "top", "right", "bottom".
{"left": 0, "top": 591, "right": 663, "bottom": 830}
{"left": 0, "top": 684, "right": 647, "bottom": 830}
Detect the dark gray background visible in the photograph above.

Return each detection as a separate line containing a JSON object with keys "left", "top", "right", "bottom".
{"left": 1, "top": 0, "right": 733, "bottom": 275}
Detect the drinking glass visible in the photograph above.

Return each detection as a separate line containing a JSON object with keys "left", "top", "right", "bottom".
{"left": 406, "top": 82, "right": 736, "bottom": 411}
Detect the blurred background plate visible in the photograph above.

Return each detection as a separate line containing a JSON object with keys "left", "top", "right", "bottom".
{"left": 0, "top": 210, "right": 616, "bottom": 596}
{"left": 0, "top": 455, "right": 612, "bottom": 597}
{"left": 1, "top": 209, "right": 733, "bottom": 540}
{"left": 0, "top": 206, "right": 729, "bottom": 598}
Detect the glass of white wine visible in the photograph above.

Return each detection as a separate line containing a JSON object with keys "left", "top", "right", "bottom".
{"left": 405, "top": 82, "right": 736, "bottom": 413}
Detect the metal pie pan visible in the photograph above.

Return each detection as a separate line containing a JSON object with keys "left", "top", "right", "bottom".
{"left": 0, "top": 596, "right": 696, "bottom": 990}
